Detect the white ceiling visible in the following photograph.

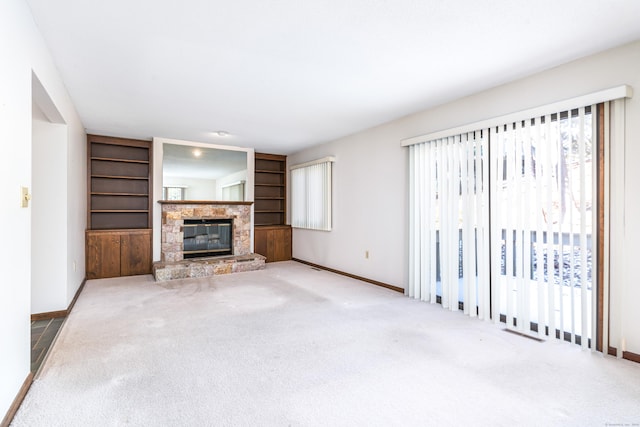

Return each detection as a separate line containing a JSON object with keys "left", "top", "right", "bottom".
{"left": 26, "top": 0, "right": 640, "bottom": 155}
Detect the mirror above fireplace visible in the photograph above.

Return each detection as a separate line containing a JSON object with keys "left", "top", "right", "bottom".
{"left": 162, "top": 142, "right": 248, "bottom": 201}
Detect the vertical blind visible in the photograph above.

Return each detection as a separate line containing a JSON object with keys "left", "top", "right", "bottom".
{"left": 222, "top": 181, "right": 245, "bottom": 201}
{"left": 408, "top": 104, "right": 601, "bottom": 347}
{"left": 408, "top": 131, "right": 491, "bottom": 318}
{"left": 489, "top": 107, "right": 596, "bottom": 346}
{"left": 291, "top": 157, "right": 334, "bottom": 231}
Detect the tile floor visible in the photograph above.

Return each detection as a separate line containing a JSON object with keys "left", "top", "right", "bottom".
{"left": 31, "top": 317, "right": 65, "bottom": 373}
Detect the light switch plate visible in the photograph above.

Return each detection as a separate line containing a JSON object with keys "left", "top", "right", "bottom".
{"left": 20, "top": 186, "right": 31, "bottom": 208}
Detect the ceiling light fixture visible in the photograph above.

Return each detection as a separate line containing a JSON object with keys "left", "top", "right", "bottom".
{"left": 214, "top": 130, "right": 230, "bottom": 137}
{"left": 193, "top": 149, "right": 202, "bottom": 157}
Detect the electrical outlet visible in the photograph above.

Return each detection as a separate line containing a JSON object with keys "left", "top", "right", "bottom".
{"left": 73, "top": 261, "right": 77, "bottom": 272}
{"left": 365, "top": 250, "right": 369, "bottom": 259}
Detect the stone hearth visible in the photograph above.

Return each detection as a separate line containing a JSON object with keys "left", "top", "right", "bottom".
{"left": 153, "top": 253, "right": 266, "bottom": 281}
{"left": 154, "top": 201, "right": 265, "bottom": 281}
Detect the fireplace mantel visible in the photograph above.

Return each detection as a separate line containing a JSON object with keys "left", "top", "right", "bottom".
{"left": 158, "top": 200, "right": 253, "bottom": 205}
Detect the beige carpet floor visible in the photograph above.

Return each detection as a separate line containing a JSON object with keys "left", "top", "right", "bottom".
{"left": 12, "top": 261, "right": 640, "bottom": 426}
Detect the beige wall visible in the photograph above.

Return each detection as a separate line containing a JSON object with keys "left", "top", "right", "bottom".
{"left": 289, "top": 40, "right": 640, "bottom": 355}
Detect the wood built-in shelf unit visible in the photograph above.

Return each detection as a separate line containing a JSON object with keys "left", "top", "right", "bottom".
{"left": 86, "top": 135, "right": 153, "bottom": 279}
{"left": 87, "top": 135, "right": 152, "bottom": 230}
{"left": 254, "top": 153, "right": 291, "bottom": 262}
{"left": 254, "top": 153, "right": 286, "bottom": 226}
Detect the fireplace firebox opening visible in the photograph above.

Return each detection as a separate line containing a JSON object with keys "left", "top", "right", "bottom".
{"left": 183, "top": 218, "right": 233, "bottom": 259}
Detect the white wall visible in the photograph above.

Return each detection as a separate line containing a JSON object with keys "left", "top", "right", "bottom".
{"left": 66, "top": 94, "right": 87, "bottom": 304}
{"left": 31, "top": 104, "right": 68, "bottom": 313}
{"left": 288, "top": 127, "right": 407, "bottom": 288}
{"left": 289, "top": 40, "right": 640, "bottom": 356}
{"left": 0, "top": 0, "right": 86, "bottom": 418}
{"left": 163, "top": 176, "right": 218, "bottom": 200}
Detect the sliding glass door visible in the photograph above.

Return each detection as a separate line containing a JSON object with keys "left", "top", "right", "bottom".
{"left": 490, "top": 106, "right": 597, "bottom": 346}
{"left": 408, "top": 103, "right": 603, "bottom": 348}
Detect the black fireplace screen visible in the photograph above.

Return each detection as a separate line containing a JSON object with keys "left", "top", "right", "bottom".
{"left": 183, "top": 218, "right": 233, "bottom": 258}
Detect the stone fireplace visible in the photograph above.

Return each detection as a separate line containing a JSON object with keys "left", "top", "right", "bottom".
{"left": 159, "top": 201, "right": 252, "bottom": 262}
{"left": 154, "top": 201, "right": 265, "bottom": 281}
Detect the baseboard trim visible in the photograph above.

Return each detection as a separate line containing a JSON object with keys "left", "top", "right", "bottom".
{"left": 30, "top": 278, "right": 87, "bottom": 321}
{"left": 292, "top": 258, "right": 404, "bottom": 294}
{"left": 605, "top": 346, "right": 639, "bottom": 364}
{"left": 30, "top": 310, "right": 66, "bottom": 321}
{"left": 66, "top": 278, "right": 87, "bottom": 314}
{"left": 623, "top": 351, "right": 640, "bottom": 363}
{"left": 1, "top": 372, "right": 33, "bottom": 427}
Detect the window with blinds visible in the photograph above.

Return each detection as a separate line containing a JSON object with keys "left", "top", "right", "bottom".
{"left": 163, "top": 187, "right": 185, "bottom": 201}
{"left": 290, "top": 157, "right": 334, "bottom": 231}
